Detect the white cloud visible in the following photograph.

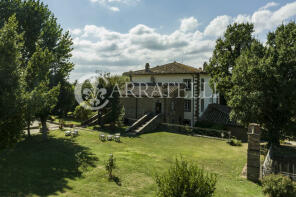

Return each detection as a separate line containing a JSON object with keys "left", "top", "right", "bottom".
{"left": 204, "top": 15, "right": 232, "bottom": 37}
{"left": 90, "top": 0, "right": 139, "bottom": 11}
{"left": 180, "top": 17, "right": 199, "bottom": 32}
{"left": 259, "top": 2, "right": 279, "bottom": 10}
{"left": 70, "top": 28, "right": 82, "bottom": 36}
{"left": 109, "top": 6, "right": 120, "bottom": 12}
{"left": 204, "top": 1, "right": 296, "bottom": 36}
{"left": 70, "top": 1, "right": 296, "bottom": 81}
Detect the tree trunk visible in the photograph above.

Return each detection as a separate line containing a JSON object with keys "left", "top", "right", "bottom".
{"left": 40, "top": 116, "right": 48, "bottom": 140}
{"left": 27, "top": 122, "right": 31, "bottom": 138}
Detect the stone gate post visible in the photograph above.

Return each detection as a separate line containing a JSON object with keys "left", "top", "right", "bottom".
{"left": 247, "top": 123, "right": 261, "bottom": 182}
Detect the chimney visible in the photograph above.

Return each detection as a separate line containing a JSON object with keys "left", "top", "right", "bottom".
{"left": 145, "top": 63, "right": 150, "bottom": 72}
{"left": 203, "top": 62, "right": 208, "bottom": 71}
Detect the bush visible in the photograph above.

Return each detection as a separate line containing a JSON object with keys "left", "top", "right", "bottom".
{"left": 195, "top": 121, "right": 226, "bottom": 130}
{"left": 262, "top": 174, "right": 296, "bottom": 197}
{"left": 228, "top": 138, "right": 242, "bottom": 146}
{"left": 73, "top": 105, "right": 92, "bottom": 122}
{"left": 105, "top": 154, "right": 116, "bottom": 179}
{"left": 155, "top": 158, "right": 217, "bottom": 197}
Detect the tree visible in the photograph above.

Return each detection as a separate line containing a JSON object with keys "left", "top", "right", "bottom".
{"left": 22, "top": 89, "right": 39, "bottom": 137}
{"left": 206, "top": 23, "right": 255, "bottom": 101}
{"left": 35, "top": 82, "right": 60, "bottom": 139}
{"left": 0, "top": 0, "right": 74, "bottom": 115}
{"left": 54, "top": 81, "right": 77, "bottom": 117}
{"left": 106, "top": 75, "right": 128, "bottom": 127}
{"left": 25, "top": 46, "right": 60, "bottom": 138}
{"left": 0, "top": 15, "right": 25, "bottom": 148}
{"left": 73, "top": 104, "right": 92, "bottom": 122}
{"left": 228, "top": 22, "right": 296, "bottom": 145}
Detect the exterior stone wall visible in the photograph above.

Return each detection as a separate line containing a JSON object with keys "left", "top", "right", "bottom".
{"left": 121, "top": 97, "right": 184, "bottom": 124}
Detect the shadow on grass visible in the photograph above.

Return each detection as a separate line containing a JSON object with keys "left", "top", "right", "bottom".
{"left": 109, "top": 176, "right": 121, "bottom": 186}
{"left": 93, "top": 125, "right": 141, "bottom": 138}
{"left": 0, "top": 135, "right": 98, "bottom": 196}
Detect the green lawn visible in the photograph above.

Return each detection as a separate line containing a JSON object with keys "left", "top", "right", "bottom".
{"left": 0, "top": 130, "right": 264, "bottom": 197}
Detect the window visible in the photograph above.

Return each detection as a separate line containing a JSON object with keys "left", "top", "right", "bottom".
{"left": 183, "top": 119, "right": 191, "bottom": 126}
{"left": 200, "top": 78, "right": 205, "bottom": 91}
{"left": 184, "top": 99, "right": 191, "bottom": 112}
{"left": 183, "top": 79, "right": 192, "bottom": 90}
{"left": 201, "top": 99, "right": 205, "bottom": 112}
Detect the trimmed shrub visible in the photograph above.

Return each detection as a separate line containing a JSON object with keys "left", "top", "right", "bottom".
{"left": 228, "top": 138, "right": 242, "bottom": 146}
{"left": 73, "top": 105, "right": 92, "bottom": 122}
{"left": 262, "top": 174, "right": 296, "bottom": 197}
{"left": 155, "top": 158, "right": 217, "bottom": 197}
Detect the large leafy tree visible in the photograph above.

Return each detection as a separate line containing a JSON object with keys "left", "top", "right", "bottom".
{"left": 0, "top": 0, "right": 74, "bottom": 116}
{"left": 0, "top": 16, "right": 25, "bottom": 148}
{"left": 228, "top": 22, "right": 296, "bottom": 145}
{"left": 206, "top": 23, "right": 255, "bottom": 101}
{"left": 25, "top": 46, "right": 60, "bottom": 137}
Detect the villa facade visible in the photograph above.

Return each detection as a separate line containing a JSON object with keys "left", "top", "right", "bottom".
{"left": 121, "top": 62, "right": 219, "bottom": 126}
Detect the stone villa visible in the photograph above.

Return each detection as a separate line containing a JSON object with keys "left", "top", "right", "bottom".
{"left": 121, "top": 62, "right": 220, "bottom": 127}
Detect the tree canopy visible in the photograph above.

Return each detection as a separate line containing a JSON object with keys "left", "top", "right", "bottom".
{"left": 222, "top": 22, "right": 296, "bottom": 145}
{"left": 0, "top": 0, "right": 74, "bottom": 144}
{"left": 206, "top": 23, "right": 255, "bottom": 100}
{"left": 0, "top": 15, "right": 24, "bottom": 148}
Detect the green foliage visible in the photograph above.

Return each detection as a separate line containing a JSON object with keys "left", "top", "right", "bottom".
{"left": 105, "top": 154, "right": 116, "bottom": 179}
{"left": 228, "top": 138, "right": 242, "bottom": 146}
{"left": 55, "top": 81, "right": 77, "bottom": 116}
{"left": 0, "top": 15, "right": 25, "bottom": 148}
{"left": 262, "top": 174, "right": 296, "bottom": 197}
{"left": 228, "top": 22, "right": 296, "bottom": 145}
{"left": 195, "top": 121, "right": 226, "bottom": 130}
{"left": 155, "top": 157, "right": 217, "bottom": 197}
{"left": 206, "top": 23, "right": 255, "bottom": 97}
{"left": 96, "top": 74, "right": 128, "bottom": 127}
{"left": 73, "top": 104, "right": 92, "bottom": 122}
{"left": 0, "top": 0, "right": 74, "bottom": 123}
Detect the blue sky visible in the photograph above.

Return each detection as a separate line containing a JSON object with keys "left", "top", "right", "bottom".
{"left": 41, "top": 0, "right": 296, "bottom": 81}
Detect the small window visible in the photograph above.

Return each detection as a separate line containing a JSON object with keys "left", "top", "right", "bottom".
{"left": 201, "top": 99, "right": 205, "bottom": 112}
{"left": 183, "top": 119, "right": 191, "bottom": 126}
{"left": 184, "top": 99, "right": 191, "bottom": 112}
{"left": 201, "top": 78, "right": 205, "bottom": 91}
{"left": 183, "top": 79, "right": 192, "bottom": 90}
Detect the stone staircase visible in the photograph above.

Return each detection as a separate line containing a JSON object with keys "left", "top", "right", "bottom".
{"left": 126, "top": 113, "right": 163, "bottom": 135}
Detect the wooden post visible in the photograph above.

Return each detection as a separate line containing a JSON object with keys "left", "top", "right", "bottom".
{"left": 247, "top": 123, "right": 261, "bottom": 183}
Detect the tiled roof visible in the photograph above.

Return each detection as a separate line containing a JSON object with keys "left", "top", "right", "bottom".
{"left": 200, "top": 104, "right": 239, "bottom": 126}
{"left": 123, "top": 62, "right": 204, "bottom": 75}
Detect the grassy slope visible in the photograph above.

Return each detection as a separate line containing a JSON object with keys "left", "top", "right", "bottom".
{"left": 0, "top": 130, "right": 263, "bottom": 197}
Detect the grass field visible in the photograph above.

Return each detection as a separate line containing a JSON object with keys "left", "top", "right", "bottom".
{"left": 0, "top": 129, "right": 264, "bottom": 197}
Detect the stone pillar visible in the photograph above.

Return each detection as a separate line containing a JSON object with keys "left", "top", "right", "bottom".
{"left": 247, "top": 123, "right": 261, "bottom": 183}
